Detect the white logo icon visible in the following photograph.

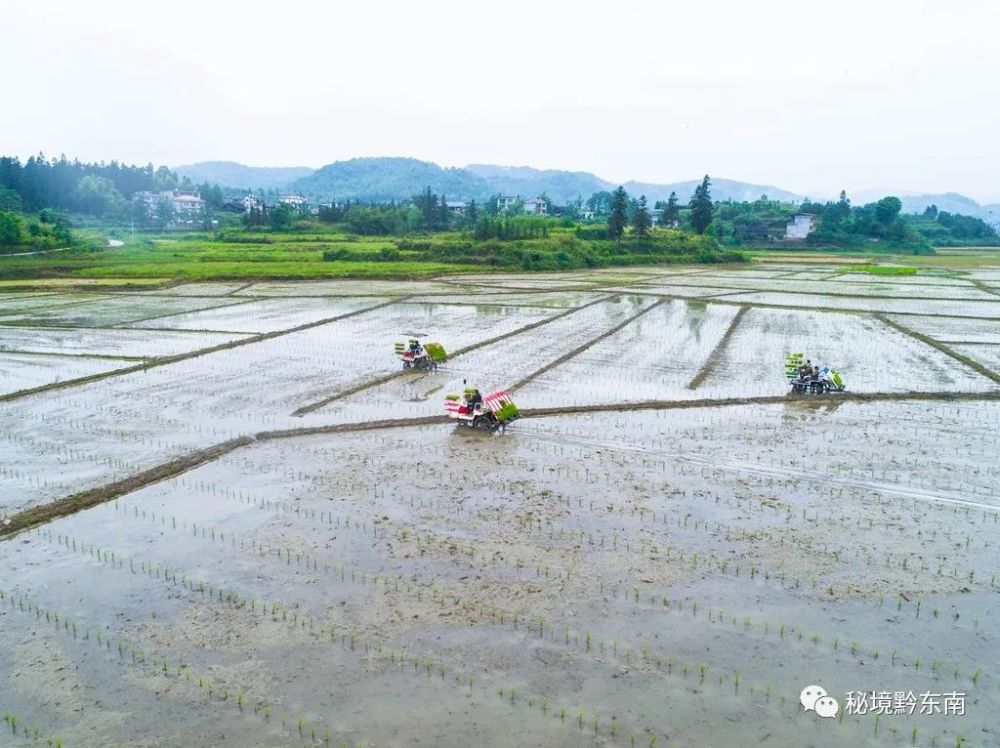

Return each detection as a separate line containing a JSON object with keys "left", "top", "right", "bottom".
{"left": 800, "top": 685, "right": 839, "bottom": 718}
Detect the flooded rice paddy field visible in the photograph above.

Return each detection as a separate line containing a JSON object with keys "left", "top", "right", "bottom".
{"left": 1, "top": 263, "right": 999, "bottom": 747}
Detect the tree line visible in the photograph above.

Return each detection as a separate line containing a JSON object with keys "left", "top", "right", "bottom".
{"left": 600, "top": 176, "right": 713, "bottom": 241}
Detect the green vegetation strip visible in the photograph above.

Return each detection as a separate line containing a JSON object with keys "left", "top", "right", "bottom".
{"left": 686, "top": 305, "right": 748, "bottom": 389}
{"left": 0, "top": 296, "right": 409, "bottom": 405}
{"left": 509, "top": 299, "right": 665, "bottom": 391}
{"left": 875, "top": 314, "right": 1000, "bottom": 384}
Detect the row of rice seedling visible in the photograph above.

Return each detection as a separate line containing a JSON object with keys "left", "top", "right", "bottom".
{"left": 0, "top": 587, "right": 365, "bottom": 747}
{"left": 1, "top": 707, "right": 61, "bottom": 746}
{"left": 10, "top": 530, "right": 977, "bottom": 748}
{"left": 215, "top": 420, "right": 998, "bottom": 546}
{"left": 104, "top": 480, "right": 992, "bottom": 707}
{"left": 154, "top": 424, "right": 995, "bottom": 628}
{"left": 23, "top": 529, "right": 662, "bottom": 745}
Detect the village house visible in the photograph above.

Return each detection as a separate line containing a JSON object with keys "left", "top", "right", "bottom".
{"left": 496, "top": 195, "right": 518, "bottom": 213}
{"left": 446, "top": 200, "right": 467, "bottom": 214}
{"left": 134, "top": 190, "right": 205, "bottom": 225}
{"left": 278, "top": 194, "right": 308, "bottom": 208}
{"left": 523, "top": 197, "right": 548, "bottom": 215}
{"left": 785, "top": 213, "right": 816, "bottom": 240}
{"left": 171, "top": 192, "right": 205, "bottom": 221}
{"left": 496, "top": 195, "right": 548, "bottom": 215}
{"left": 237, "top": 194, "right": 264, "bottom": 213}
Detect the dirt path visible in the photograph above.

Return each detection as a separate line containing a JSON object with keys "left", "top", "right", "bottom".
{"left": 607, "top": 288, "right": 1000, "bottom": 321}
{"left": 4, "top": 389, "right": 998, "bottom": 541}
{"left": 686, "top": 305, "right": 748, "bottom": 389}
{"left": 876, "top": 313, "right": 1000, "bottom": 383}
{"left": 0, "top": 296, "right": 411, "bottom": 405}
{"left": 105, "top": 296, "right": 259, "bottom": 329}
{"left": 291, "top": 295, "right": 616, "bottom": 416}
{"left": 509, "top": 299, "right": 665, "bottom": 391}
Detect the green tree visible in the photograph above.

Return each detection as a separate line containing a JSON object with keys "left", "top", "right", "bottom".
{"left": 688, "top": 175, "right": 714, "bottom": 234}
{"left": 154, "top": 199, "right": 175, "bottom": 229}
{"left": 631, "top": 195, "right": 652, "bottom": 237}
{"left": 129, "top": 197, "right": 151, "bottom": 228}
{"left": 587, "top": 190, "right": 613, "bottom": 216}
{"left": 438, "top": 194, "right": 450, "bottom": 230}
{"left": 0, "top": 212, "right": 24, "bottom": 246}
{"left": 875, "top": 196, "right": 902, "bottom": 225}
{"left": 465, "top": 199, "right": 479, "bottom": 225}
{"left": 153, "top": 166, "right": 177, "bottom": 191}
{"left": 836, "top": 190, "right": 851, "bottom": 221}
{"left": 484, "top": 193, "right": 501, "bottom": 217}
{"left": 608, "top": 186, "right": 629, "bottom": 240}
{"left": 413, "top": 186, "right": 439, "bottom": 229}
{"left": 269, "top": 202, "right": 295, "bottom": 230}
{"left": 0, "top": 187, "right": 22, "bottom": 212}
{"left": 74, "top": 175, "right": 127, "bottom": 217}
{"left": 504, "top": 198, "right": 525, "bottom": 217}
{"left": 660, "top": 191, "right": 680, "bottom": 227}
{"left": 198, "top": 182, "right": 225, "bottom": 210}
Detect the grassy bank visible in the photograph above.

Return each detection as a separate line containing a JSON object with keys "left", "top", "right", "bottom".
{"left": 0, "top": 225, "right": 744, "bottom": 282}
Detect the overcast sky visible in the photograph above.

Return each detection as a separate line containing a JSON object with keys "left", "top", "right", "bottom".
{"left": 4, "top": 0, "right": 998, "bottom": 202}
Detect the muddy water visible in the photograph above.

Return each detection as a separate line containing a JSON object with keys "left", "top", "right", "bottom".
{"left": 131, "top": 296, "right": 386, "bottom": 334}
{"left": 0, "top": 295, "right": 243, "bottom": 327}
{"left": 0, "top": 353, "right": 131, "bottom": 396}
{"left": 0, "top": 302, "right": 557, "bottom": 513}
{"left": 695, "top": 307, "right": 996, "bottom": 398}
{"left": 4, "top": 404, "right": 997, "bottom": 745}
{"left": 318, "top": 295, "right": 657, "bottom": 422}
{"left": 2, "top": 269, "right": 999, "bottom": 746}
{"left": 0, "top": 326, "right": 252, "bottom": 358}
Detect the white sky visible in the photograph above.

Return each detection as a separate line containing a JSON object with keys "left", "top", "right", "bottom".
{"left": 4, "top": 0, "right": 998, "bottom": 202}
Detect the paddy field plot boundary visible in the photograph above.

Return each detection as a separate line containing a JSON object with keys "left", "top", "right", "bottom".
{"left": 0, "top": 296, "right": 410, "bottom": 404}
{"left": 292, "top": 294, "right": 617, "bottom": 415}
{"left": 5, "top": 388, "right": 999, "bottom": 540}
{"left": 686, "top": 305, "right": 749, "bottom": 389}
{"left": 876, "top": 314, "right": 1000, "bottom": 384}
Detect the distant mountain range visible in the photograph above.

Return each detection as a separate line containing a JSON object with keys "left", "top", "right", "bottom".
{"left": 291, "top": 158, "right": 490, "bottom": 203}
{"left": 173, "top": 157, "right": 803, "bottom": 204}
{"left": 893, "top": 193, "right": 1000, "bottom": 220}
{"left": 175, "top": 161, "right": 313, "bottom": 191}
{"left": 174, "top": 157, "right": 1000, "bottom": 219}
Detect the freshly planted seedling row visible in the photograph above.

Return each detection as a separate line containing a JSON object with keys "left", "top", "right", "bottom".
{"left": 0, "top": 587, "right": 365, "bottom": 747}
{"left": 104, "top": 490, "right": 991, "bottom": 720}
{"left": 25, "top": 530, "right": 662, "bottom": 745}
